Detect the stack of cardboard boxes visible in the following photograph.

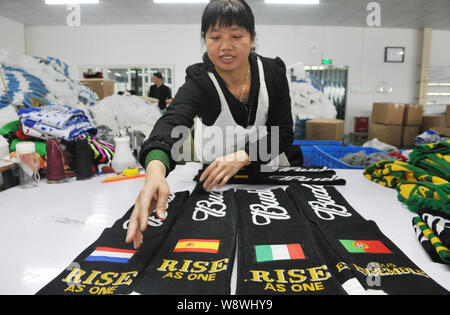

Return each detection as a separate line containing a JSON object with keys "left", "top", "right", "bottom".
{"left": 424, "top": 105, "right": 450, "bottom": 137}
{"left": 305, "top": 119, "right": 345, "bottom": 141}
{"left": 80, "top": 79, "right": 115, "bottom": 100}
{"left": 368, "top": 103, "right": 423, "bottom": 147}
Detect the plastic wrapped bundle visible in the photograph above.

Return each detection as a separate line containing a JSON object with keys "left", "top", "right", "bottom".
{"left": 0, "top": 65, "right": 49, "bottom": 109}
{"left": 0, "top": 49, "right": 97, "bottom": 121}
{"left": 14, "top": 54, "right": 98, "bottom": 109}
{"left": 18, "top": 104, "right": 97, "bottom": 141}
{"left": 287, "top": 62, "right": 337, "bottom": 124}
{"left": 89, "top": 95, "right": 162, "bottom": 137}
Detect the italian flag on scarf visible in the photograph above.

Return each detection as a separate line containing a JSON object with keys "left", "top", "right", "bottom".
{"left": 363, "top": 160, "right": 450, "bottom": 215}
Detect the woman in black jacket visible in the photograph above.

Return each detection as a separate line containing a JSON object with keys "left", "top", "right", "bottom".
{"left": 126, "top": 0, "right": 294, "bottom": 249}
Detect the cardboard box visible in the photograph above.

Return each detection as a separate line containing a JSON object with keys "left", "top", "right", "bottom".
{"left": 372, "top": 103, "right": 405, "bottom": 125}
{"left": 306, "top": 119, "right": 344, "bottom": 140}
{"left": 431, "top": 127, "right": 450, "bottom": 137}
{"left": 404, "top": 104, "right": 423, "bottom": 126}
{"left": 422, "top": 116, "right": 446, "bottom": 132}
{"left": 402, "top": 125, "right": 420, "bottom": 147}
{"left": 80, "top": 79, "right": 115, "bottom": 100}
{"left": 368, "top": 122, "right": 402, "bottom": 146}
{"left": 445, "top": 105, "right": 450, "bottom": 127}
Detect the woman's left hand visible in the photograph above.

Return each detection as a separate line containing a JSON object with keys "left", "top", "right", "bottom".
{"left": 199, "top": 150, "right": 250, "bottom": 190}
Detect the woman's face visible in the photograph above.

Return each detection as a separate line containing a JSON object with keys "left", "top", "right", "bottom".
{"left": 205, "top": 22, "right": 254, "bottom": 74}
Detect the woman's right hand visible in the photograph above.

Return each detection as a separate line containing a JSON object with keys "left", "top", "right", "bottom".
{"left": 125, "top": 160, "right": 170, "bottom": 249}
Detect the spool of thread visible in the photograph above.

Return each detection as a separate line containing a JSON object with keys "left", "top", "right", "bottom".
{"left": 46, "top": 138, "right": 65, "bottom": 183}
{"left": 75, "top": 137, "right": 93, "bottom": 180}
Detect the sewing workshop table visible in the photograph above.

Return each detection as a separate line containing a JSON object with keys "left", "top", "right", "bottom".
{"left": 0, "top": 162, "right": 449, "bottom": 295}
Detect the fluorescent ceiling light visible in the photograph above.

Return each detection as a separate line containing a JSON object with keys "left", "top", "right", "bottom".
{"left": 428, "top": 83, "right": 450, "bottom": 86}
{"left": 154, "top": 0, "right": 208, "bottom": 3}
{"left": 45, "top": 0, "right": 99, "bottom": 4}
{"left": 265, "top": 0, "right": 320, "bottom": 4}
{"left": 427, "top": 92, "right": 450, "bottom": 96}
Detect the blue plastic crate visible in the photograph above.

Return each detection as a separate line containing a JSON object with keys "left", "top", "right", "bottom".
{"left": 293, "top": 140, "right": 351, "bottom": 167}
{"left": 312, "top": 145, "right": 386, "bottom": 169}
{"left": 293, "top": 140, "right": 342, "bottom": 146}
{"left": 301, "top": 146, "right": 315, "bottom": 166}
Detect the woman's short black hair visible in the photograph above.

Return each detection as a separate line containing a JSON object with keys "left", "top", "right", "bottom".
{"left": 201, "top": 0, "right": 255, "bottom": 40}
{"left": 153, "top": 72, "right": 163, "bottom": 79}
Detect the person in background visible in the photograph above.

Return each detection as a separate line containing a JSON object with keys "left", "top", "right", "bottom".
{"left": 126, "top": 0, "right": 300, "bottom": 249}
{"left": 148, "top": 72, "right": 172, "bottom": 110}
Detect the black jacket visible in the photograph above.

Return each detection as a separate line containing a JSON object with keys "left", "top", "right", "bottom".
{"left": 139, "top": 53, "right": 294, "bottom": 175}
{"left": 148, "top": 84, "right": 172, "bottom": 110}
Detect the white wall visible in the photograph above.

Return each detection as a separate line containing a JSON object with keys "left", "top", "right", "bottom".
{"left": 0, "top": 15, "right": 26, "bottom": 59}
{"left": 430, "top": 30, "right": 450, "bottom": 66}
{"left": 255, "top": 25, "right": 423, "bottom": 133}
{"left": 24, "top": 23, "right": 450, "bottom": 134}
{"left": 25, "top": 24, "right": 204, "bottom": 95}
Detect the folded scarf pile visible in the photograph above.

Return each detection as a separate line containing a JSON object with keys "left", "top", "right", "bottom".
{"left": 18, "top": 105, "right": 97, "bottom": 141}
{"left": 0, "top": 120, "right": 47, "bottom": 157}
{"left": 412, "top": 209, "right": 450, "bottom": 265}
{"left": 80, "top": 135, "right": 115, "bottom": 165}
{"left": 408, "top": 140, "right": 450, "bottom": 181}
{"left": 363, "top": 160, "right": 450, "bottom": 214}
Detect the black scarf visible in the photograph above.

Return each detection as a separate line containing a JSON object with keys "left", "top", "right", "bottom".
{"left": 287, "top": 183, "right": 448, "bottom": 295}
{"left": 194, "top": 164, "right": 346, "bottom": 186}
{"left": 36, "top": 191, "right": 189, "bottom": 295}
{"left": 235, "top": 188, "right": 347, "bottom": 295}
{"left": 133, "top": 184, "right": 237, "bottom": 295}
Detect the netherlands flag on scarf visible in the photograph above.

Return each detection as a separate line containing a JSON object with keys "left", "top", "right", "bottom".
{"left": 85, "top": 247, "right": 136, "bottom": 264}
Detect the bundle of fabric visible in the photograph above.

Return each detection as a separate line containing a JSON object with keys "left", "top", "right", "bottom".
{"left": 36, "top": 56, "right": 70, "bottom": 78}
{"left": 362, "top": 138, "right": 399, "bottom": 153}
{"left": 0, "top": 49, "right": 97, "bottom": 117}
{"left": 0, "top": 120, "right": 47, "bottom": 157}
{"left": 14, "top": 54, "right": 98, "bottom": 109}
{"left": 0, "top": 65, "right": 49, "bottom": 109}
{"left": 364, "top": 160, "right": 450, "bottom": 214}
{"left": 413, "top": 209, "right": 450, "bottom": 265}
{"left": 408, "top": 140, "right": 450, "bottom": 181}
{"left": 341, "top": 151, "right": 402, "bottom": 167}
{"left": 89, "top": 95, "right": 161, "bottom": 138}
{"left": 415, "top": 129, "right": 449, "bottom": 146}
{"left": 80, "top": 135, "right": 115, "bottom": 165}
{"left": 287, "top": 62, "right": 337, "bottom": 126}
{"left": 18, "top": 104, "right": 97, "bottom": 141}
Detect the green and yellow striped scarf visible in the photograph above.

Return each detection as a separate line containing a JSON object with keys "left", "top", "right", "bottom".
{"left": 413, "top": 216, "right": 450, "bottom": 264}
{"left": 364, "top": 160, "right": 450, "bottom": 215}
{"left": 408, "top": 140, "right": 450, "bottom": 180}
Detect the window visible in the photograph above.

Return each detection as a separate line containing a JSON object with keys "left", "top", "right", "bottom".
{"left": 80, "top": 65, "right": 175, "bottom": 97}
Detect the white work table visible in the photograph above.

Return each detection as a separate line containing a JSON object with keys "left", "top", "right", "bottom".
{"left": 0, "top": 163, "right": 448, "bottom": 295}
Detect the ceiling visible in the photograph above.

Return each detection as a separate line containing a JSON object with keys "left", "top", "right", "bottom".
{"left": 0, "top": 0, "right": 449, "bottom": 30}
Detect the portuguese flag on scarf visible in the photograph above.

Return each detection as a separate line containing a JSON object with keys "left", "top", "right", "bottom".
{"left": 339, "top": 240, "right": 392, "bottom": 254}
